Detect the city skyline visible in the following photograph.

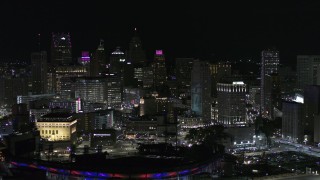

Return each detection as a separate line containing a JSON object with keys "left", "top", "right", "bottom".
{"left": 0, "top": 1, "right": 320, "bottom": 67}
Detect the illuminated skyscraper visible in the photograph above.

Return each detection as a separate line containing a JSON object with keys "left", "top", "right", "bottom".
{"left": 209, "top": 62, "right": 232, "bottom": 97}
{"left": 74, "top": 77, "right": 106, "bottom": 103}
{"left": 78, "top": 51, "right": 91, "bottom": 65}
{"left": 51, "top": 32, "right": 72, "bottom": 65}
{"left": 260, "top": 49, "right": 279, "bottom": 117}
{"left": 217, "top": 81, "right": 247, "bottom": 127}
{"left": 191, "top": 60, "right": 212, "bottom": 123}
{"left": 31, "top": 51, "right": 48, "bottom": 94}
{"left": 152, "top": 50, "right": 167, "bottom": 88}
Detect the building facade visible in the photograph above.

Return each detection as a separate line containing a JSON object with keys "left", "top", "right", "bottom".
{"left": 36, "top": 113, "right": 77, "bottom": 142}
{"left": 191, "top": 60, "right": 212, "bottom": 123}
{"left": 217, "top": 81, "right": 247, "bottom": 126}
{"left": 31, "top": 51, "right": 48, "bottom": 94}
{"left": 282, "top": 101, "right": 304, "bottom": 143}
{"left": 260, "top": 49, "right": 279, "bottom": 118}
{"left": 51, "top": 32, "right": 72, "bottom": 65}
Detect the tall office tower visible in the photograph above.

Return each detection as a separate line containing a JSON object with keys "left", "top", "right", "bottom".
{"left": 106, "top": 74, "right": 122, "bottom": 109}
{"left": 209, "top": 62, "right": 232, "bottom": 97}
{"left": 175, "top": 58, "right": 194, "bottom": 88}
{"left": 279, "top": 66, "right": 297, "bottom": 94}
{"left": 90, "top": 39, "right": 106, "bottom": 76}
{"left": 133, "top": 65, "right": 144, "bottom": 87}
{"left": 304, "top": 85, "right": 320, "bottom": 144}
{"left": 74, "top": 77, "right": 106, "bottom": 103}
{"left": 260, "top": 49, "right": 279, "bottom": 118}
{"left": 55, "top": 65, "right": 89, "bottom": 98}
{"left": 77, "top": 51, "right": 90, "bottom": 65}
{"left": 297, "top": 55, "right": 320, "bottom": 90}
{"left": 282, "top": 101, "right": 304, "bottom": 143}
{"left": 217, "top": 81, "right": 247, "bottom": 127}
{"left": 109, "top": 47, "right": 126, "bottom": 74}
{"left": 128, "top": 28, "right": 147, "bottom": 65}
{"left": 191, "top": 60, "right": 212, "bottom": 123}
{"left": 152, "top": 50, "right": 167, "bottom": 88}
{"left": 51, "top": 32, "right": 72, "bottom": 65}
{"left": 31, "top": 51, "right": 48, "bottom": 94}
{"left": 142, "top": 66, "right": 154, "bottom": 88}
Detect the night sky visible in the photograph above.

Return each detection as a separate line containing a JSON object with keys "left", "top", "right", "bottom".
{"left": 1, "top": 1, "right": 320, "bottom": 67}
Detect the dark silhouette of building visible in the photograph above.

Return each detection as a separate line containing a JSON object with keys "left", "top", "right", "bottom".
{"left": 31, "top": 51, "right": 48, "bottom": 94}
{"left": 90, "top": 39, "right": 106, "bottom": 76}
{"left": 128, "top": 28, "right": 147, "bottom": 65}
{"left": 51, "top": 32, "right": 72, "bottom": 65}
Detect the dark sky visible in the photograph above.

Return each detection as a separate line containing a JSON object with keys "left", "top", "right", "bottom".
{"left": 1, "top": 1, "right": 320, "bottom": 67}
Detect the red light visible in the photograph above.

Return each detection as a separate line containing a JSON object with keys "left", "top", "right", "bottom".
{"left": 191, "top": 168, "right": 199, "bottom": 172}
{"left": 113, "top": 173, "right": 127, "bottom": 178}
{"left": 28, "top": 164, "right": 37, "bottom": 169}
{"left": 71, "top": 170, "right": 81, "bottom": 175}
{"left": 168, "top": 172, "right": 177, "bottom": 176}
{"left": 49, "top": 168, "right": 58, "bottom": 172}
{"left": 138, "top": 174, "right": 153, "bottom": 178}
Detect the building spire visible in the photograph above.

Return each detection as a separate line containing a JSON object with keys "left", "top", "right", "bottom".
{"left": 99, "top": 39, "right": 104, "bottom": 46}
{"left": 38, "top": 33, "right": 41, "bottom": 51}
{"left": 134, "top": 27, "right": 138, "bottom": 36}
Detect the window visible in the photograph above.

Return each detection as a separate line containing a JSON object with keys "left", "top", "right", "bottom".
{"left": 45, "top": 130, "right": 47, "bottom": 134}
{"left": 42, "top": 130, "right": 44, "bottom": 134}
{"left": 49, "top": 130, "right": 51, "bottom": 134}
{"left": 56, "top": 130, "right": 58, "bottom": 134}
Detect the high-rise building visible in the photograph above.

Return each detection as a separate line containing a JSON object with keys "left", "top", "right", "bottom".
{"left": 51, "top": 32, "right": 72, "bottom": 65}
{"left": 152, "top": 50, "right": 167, "bottom": 88}
{"left": 209, "top": 62, "right": 232, "bottom": 98}
{"left": 77, "top": 51, "right": 91, "bottom": 65}
{"left": 55, "top": 65, "right": 89, "bottom": 98}
{"left": 279, "top": 66, "right": 297, "bottom": 94}
{"left": 297, "top": 55, "right": 320, "bottom": 90}
{"left": 191, "top": 60, "right": 212, "bottom": 123}
{"left": 260, "top": 49, "right": 279, "bottom": 118}
{"left": 142, "top": 66, "right": 154, "bottom": 88}
{"left": 304, "top": 85, "right": 320, "bottom": 144}
{"left": 282, "top": 101, "right": 304, "bottom": 143}
{"left": 90, "top": 40, "right": 106, "bottom": 76}
{"left": 109, "top": 47, "right": 126, "bottom": 74}
{"left": 31, "top": 51, "right": 48, "bottom": 94}
{"left": 106, "top": 74, "right": 122, "bottom": 109}
{"left": 175, "top": 58, "right": 194, "bottom": 88}
{"left": 217, "top": 81, "right": 247, "bottom": 127}
{"left": 128, "top": 28, "right": 147, "bottom": 65}
{"left": 74, "top": 77, "right": 106, "bottom": 103}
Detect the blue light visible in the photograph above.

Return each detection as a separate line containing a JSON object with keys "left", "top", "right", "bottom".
{"left": 98, "top": 173, "right": 110, "bottom": 178}
{"left": 152, "top": 173, "right": 163, "bottom": 178}
{"left": 18, "top": 163, "right": 28, "bottom": 167}
{"left": 38, "top": 166, "right": 47, "bottom": 170}
{"left": 179, "top": 170, "right": 189, "bottom": 175}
